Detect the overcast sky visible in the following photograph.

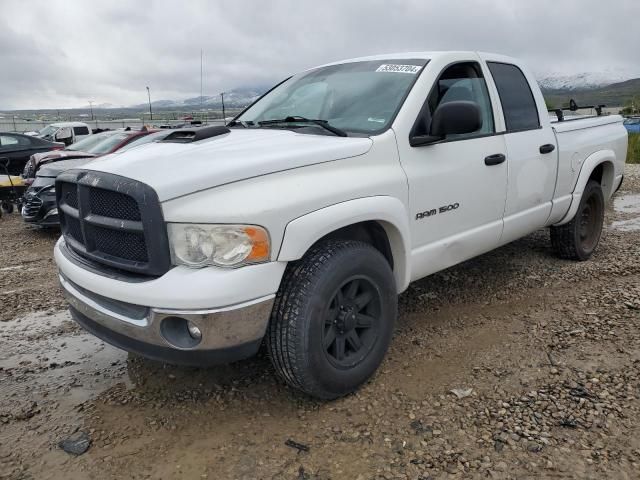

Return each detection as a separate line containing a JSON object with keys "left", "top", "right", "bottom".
{"left": 1, "top": 0, "right": 639, "bottom": 110}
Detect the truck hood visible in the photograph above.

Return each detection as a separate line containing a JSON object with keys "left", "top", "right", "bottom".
{"left": 82, "top": 129, "right": 373, "bottom": 201}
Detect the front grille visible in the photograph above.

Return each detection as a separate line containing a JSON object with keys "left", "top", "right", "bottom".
{"left": 66, "top": 216, "right": 83, "bottom": 243}
{"left": 59, "top": 182, "right": 78, "bottom": 209}
{"left": 22, "top": 193, "right": 43, "bottom": 217}
{"left": 89, "top": 188, "right": 141, "bottom": 221}
{"left": 89, "top": 225, "right": 149, "bottom": 262}
{"left": 56, "top": 170, "right": 171, "bottom": 277}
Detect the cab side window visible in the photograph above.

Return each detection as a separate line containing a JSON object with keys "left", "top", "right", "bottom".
{"left": 487, "top": 62, "right": 539, "bottom": 132}
{"left": 73, "top": 126, "right": 90, "bottom": 135}
{"left": 422, "top": 62, "right": 495, "bottom": 140}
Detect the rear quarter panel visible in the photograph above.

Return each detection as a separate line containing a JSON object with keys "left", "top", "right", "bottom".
{"left": 554, "top": 118, "right": 628, "bottom": 199}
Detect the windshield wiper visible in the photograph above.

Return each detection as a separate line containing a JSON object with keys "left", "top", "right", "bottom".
{"left": 258, "top": 116, "right": 348, "bottom": 137}
{"left": 227, "top": 119, "right": 254, "bottom": 128}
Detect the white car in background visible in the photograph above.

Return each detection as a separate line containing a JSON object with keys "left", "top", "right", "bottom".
{"left": 26, "top": 121, "right": 92, "bottom": 146}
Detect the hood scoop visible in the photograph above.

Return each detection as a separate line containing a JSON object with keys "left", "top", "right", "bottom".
{"left": 162, "top": 125, "right": 231, "bottom": 143}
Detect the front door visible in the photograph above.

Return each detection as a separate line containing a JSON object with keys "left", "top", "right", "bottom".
{"left": 396, "top": 61, "right": 508, "bottom": 280}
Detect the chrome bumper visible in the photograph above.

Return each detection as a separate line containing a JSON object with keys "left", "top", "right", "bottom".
{"left": 59, "top": 274, "right": 274, "bottom": 363}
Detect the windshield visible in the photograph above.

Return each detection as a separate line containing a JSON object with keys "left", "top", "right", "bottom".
{"left": 117, "top": 130, "right": 169, "bottom": 152}
{"left": 85, "top": 132, "right": 132, "bottom": 154}
{"left": 67, "top": 131, "right": 118, "bottom": 151}
{"left": 236, "top": 59, "right": 427, "bottom": 135}
{"left": 37, "top": 125, "right": 58, "bottom": 137}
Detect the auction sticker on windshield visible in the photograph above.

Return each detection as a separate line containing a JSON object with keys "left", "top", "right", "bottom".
{"left": 375, "top": 64, "right": 421, "bottom": 74}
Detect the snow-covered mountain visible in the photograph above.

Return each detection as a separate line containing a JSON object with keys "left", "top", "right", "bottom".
{"left": 129, "top": 86, "right": 267, "bottom": 110}
{"left": 537, "top": 71, "right": 636, "bottom": 91}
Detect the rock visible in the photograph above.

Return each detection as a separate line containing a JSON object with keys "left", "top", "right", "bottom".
{"left": 450, "top": 388, "right": 473, "bottom": 399}
{"left": 59, "top": 431, "right": 91, "bottom": 456}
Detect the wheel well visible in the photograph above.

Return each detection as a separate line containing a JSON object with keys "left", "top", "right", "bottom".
{"left": 587, "top": 161, "right": 615, "bottom": 198}
{"left": 589, "top": 164, "right": 603, "bottom": 184}
{"left": 313, "top": 221, "right": 394, "bottom": 269}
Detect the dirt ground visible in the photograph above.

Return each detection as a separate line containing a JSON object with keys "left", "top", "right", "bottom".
{"left": 1, "top": 166, "right": 639, "bottom": 480}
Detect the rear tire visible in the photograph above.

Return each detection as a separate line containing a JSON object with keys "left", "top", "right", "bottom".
{"left": 550, "top": 180, "right": 604, "bottom": 261}
{"left": 267, "top": 240, "right": 397, "bottom": 399}
{"left": 1, "top": 202, "right": 13, "bottom": 214}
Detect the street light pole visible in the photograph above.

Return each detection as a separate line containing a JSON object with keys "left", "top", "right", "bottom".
{"left": 88, "top": 100, "right": 94, "bottom": 121}
{"left": 220, "top": 92, "right": 226, "bottom": 124}
{"left": 146, "top": 86, "right": 153, "bottom": 121}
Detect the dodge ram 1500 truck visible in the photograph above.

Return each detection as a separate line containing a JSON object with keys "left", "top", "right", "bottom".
{"left": 53, "top": 52, "right": 627, "bottom": 399}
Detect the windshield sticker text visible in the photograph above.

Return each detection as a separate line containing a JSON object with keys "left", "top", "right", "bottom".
{"left": 376, "top": 64, "right": 421, "bottom": 74}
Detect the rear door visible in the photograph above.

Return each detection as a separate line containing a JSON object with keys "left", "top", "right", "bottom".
{"left": 484, "top": 59, "right": 558, "bottom": 242}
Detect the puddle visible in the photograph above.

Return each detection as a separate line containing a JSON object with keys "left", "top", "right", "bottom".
{"left": 610, "top": 218, "right": 640, "bottom": 232}
{"left": 609, "top": 193, "right": 640, "bottom": 232}
{"left": 613, "top": 193, "right": 640, "bottom": 214}
{"left": 0, "top": 310, "right": 127, "bottom": 408}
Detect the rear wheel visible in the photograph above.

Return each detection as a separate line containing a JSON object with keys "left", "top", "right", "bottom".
{"left": 550, "top": 180, "right": 604, "bottom": 260}
{"left": 267, "top": 240, "right": 397, "bottom": 399}
{"left": 1, "top": 201, "right": 13, "bottom": 214}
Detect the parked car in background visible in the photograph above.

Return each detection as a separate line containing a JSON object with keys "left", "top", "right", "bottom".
{"left": 26, "top": 122, "right": 93, "bottom": 146}
{"left": 21, "top": 129, "right": 171, "bottom": 226}
{"left": 624, "top": 117, "right": 640, "bottom": 133}
{"left": 22, "top": 127, "right": 157, "bottom": 182}
{"left": 0, "top": 132, "right": 64, "bottom": 175}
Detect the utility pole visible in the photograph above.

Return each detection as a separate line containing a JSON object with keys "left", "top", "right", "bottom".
{"left": 200, "top": 49, "right": 204, "bottom": 114}
{"left": 220, "top": 92, "right": 226, "bottom": 124}
{"left": 146, "top": 86, "right": 153, "bottom": 121}
{"left": 88, "top": 100, "right": 94, "bottom": 120}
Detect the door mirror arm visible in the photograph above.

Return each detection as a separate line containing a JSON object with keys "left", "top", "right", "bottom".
{"left": 409, "top": 134, "right": 443, "bottom": 147}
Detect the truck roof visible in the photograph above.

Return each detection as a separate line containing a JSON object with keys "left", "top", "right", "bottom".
{"left": 318, "top": 51, "right": 521, "bottom": 68}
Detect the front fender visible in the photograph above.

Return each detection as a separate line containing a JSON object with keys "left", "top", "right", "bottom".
{"left": 554, "top": 150, "right": 616, "bottom": 226}
{"left": 277, "top": 196, "right": 412, "bottom": 292}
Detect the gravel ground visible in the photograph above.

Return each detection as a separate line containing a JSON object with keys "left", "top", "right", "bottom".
{"left": 0, "top": 165, "right": 639, "bottom": 480}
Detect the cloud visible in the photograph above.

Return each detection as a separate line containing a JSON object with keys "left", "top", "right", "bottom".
{"left": 1, "top": 0, "right": 638, "bottom": 109}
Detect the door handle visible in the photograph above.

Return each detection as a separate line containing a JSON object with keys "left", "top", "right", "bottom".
{"left": 539, "top": 144, "right": 555, "bottom": 154}
{"left": 484, "top": 153, "right": 506, "bottom": 166}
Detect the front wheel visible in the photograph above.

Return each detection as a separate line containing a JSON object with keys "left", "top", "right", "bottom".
{"left": 267, "top": 240, "right": 397, "bottom": 399}
{"left": 550, "top": 180, "right": 605, "bottom": 261}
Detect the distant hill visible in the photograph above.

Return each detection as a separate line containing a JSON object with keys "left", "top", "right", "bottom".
{"left": 130, "top": 86, "right": 268, "bottom": 110}
{"left": 542, "top": 78, "right": 640, "bottom": 109}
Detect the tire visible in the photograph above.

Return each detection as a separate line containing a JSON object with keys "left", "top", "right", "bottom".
{"left": 1, "top": 202, "right": 13, "bottom": 214}
{"left": 267, "top": 240, "right": 397, "bottom": 399}
{"left": 550, "top": 180, "right": 605, "bottom": 261}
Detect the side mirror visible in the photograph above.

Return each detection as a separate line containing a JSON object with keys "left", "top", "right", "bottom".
{"left": 431, "top": 100, "right": 482, "bottom": 137}
{"left": 410, "top": 100, "right": 482, "bottom": 146}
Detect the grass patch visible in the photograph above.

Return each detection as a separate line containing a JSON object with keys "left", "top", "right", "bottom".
{"left": 628, "top": 133, "right": 640, "bottom": 164}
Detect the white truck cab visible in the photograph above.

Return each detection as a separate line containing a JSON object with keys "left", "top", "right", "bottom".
{"left": 33, "top": 121, "right": 92, "bottom": 146}
{"left": 53, "top": 52, "right": 627, "bottom": 399}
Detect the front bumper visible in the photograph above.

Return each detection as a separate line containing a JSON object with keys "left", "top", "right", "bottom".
{"left": 60, "top": 273, "right": 274, "bottom": 365}
{"left": 21, "top": 191, "right": 59, "bottom": 226}
{"left": 55, "top": 237, "right": 286, "bottom": 365}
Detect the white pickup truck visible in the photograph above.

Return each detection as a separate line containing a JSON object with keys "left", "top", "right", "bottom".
{"left": 28, "top": 121, "right": 93, "bottom": 146}
{"left": 53, "top": 52, "right": 627, "bottom": 399}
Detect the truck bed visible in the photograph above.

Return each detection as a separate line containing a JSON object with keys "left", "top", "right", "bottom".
{"left": 552, "top": 114, "right": 627, "bottom": 206}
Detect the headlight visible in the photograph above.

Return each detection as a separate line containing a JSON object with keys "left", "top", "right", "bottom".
{"left": 167, "top": 223, "right": 270, "bottom": 268}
